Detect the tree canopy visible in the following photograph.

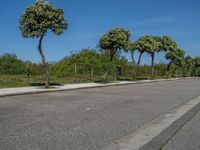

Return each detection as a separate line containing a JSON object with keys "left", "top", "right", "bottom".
{"left": 20, "top": 0, "right": 68, "bottom": 38}
{"left": 141, "top": 36, "right": 162, "bottom": 54}
{"left": 99, "top": 28, "right": 131, "bottom": 61}
{"left": 165, "top": 48, "right": 185, "bottom": 71}
{"left": 135, "top": 36, "right": 148, "bottom": 54}
{"left": 162, "top": 36, "right": 177, "bottom": 52}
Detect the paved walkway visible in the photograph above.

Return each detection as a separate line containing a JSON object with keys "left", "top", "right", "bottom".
{"left": 0, "top": 78, "right": 180, "bottom": 97}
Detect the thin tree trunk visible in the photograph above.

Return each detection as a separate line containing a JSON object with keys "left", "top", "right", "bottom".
{"left": 102, "top": 51, "right": 113, "bottom": 83}
{"left": 166, "top": 59, "right": 174, "bottom": 78}
{"left": 135, "top": 51, "right": 143, "bottom": 79}
{"left": 151, "top": 53, "right": 155, "bottom": 80}
{"left": 38, "top": 33, "right": 50, "bottom": 88}
{"left": 131, "top": 51, "right": 135, "bottom": 80}
{"left": 102, "top": 60, "right": 112, "bottom": 83}
{"left": 167, "top": 59, "right": 174, "bottom": 71}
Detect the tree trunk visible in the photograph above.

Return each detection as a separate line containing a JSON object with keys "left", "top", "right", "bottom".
{"left": 131, "top": 51, "right": 135, "bottom": 80}
{"left": 135, "top": 51, "right": 143, "bottom": 79}
{"left": 38, "top": 33, "right": 50, "bottom": 88}
{"left": 167, "top": 59, "right": 174, "bottom": 71}
{"left": 102, "top": 49, "right": 116, "bottom": 83}
{"left": 151, "top": 53, "right": 155, "bottom": 80}
{"left": 102, "top": 60, "right": 112, "bottom": 83}
{"left": 166, "top": 59, "right": 174, "bottom": 78}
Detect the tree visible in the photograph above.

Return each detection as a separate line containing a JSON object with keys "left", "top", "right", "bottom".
{"left": 183, "top": 56, "right": 193, "bottom": 76}
{"left": 151, "top": 36, "right": 164, "bottom": 79}
{"left": 124, "top": 41, "right": 137, "bottom": 80}
{"left": 20, "top": 0, "right": 68, "bottom": 88}
{"left": 193, "top": 57, "right": 200, "bottom": 76}
{"left": 138, "top": 36, "right": 162, "bottom": 80}
{"left": 134, "top": 36, "right": 148, "bottom": 79}
{"left": 99, "top": 28, "right": 131, "bottom": 82}
{"left": 165, "top": 48, "right": 185, "bottom": 71}
{"left": 162, "top": 36, "right": 180, "bottom": 76}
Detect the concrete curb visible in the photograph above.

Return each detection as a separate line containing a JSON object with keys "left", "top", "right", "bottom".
{"left": 102, "top": 96, "right": 200, "bottom": 150}
{"left": 0, "top": 78, "right": 184, "bottom": 97}
{"left": 140, "top": 98, "right": 200, "bottom": 150}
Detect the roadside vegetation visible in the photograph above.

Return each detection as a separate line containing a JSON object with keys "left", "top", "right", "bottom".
{"left": 0, "top": 50, "right": 199, "bottom": 88}
{"left": 0, "top": 0, "right": 199, "bottom": 88}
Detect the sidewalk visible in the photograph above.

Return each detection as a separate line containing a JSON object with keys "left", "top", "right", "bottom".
{"left": 0, "top": 78, "right": 181, "bottom": 97}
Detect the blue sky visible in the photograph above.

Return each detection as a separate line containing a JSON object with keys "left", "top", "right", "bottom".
{"left": 0, "top": 0, "right": 200, "bottom": 64}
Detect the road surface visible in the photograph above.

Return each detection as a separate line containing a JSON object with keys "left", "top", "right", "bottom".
{"left": 0, "top": 78, "right": 200, "bottom": 150}
{"left": 163, "top": 109, "right": 200, "bottom": 150}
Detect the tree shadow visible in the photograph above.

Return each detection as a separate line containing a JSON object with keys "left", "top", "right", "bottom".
{"left": 30, "top": 82, "right": 63, "bottom": 87}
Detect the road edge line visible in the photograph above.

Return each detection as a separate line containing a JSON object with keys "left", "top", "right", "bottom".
{"left": 102, "top": 96, "right": 200, "bottom": 150}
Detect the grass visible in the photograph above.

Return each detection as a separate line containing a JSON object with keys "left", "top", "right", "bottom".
{"left": 0, "top": 74, "right": 98, "bottom": 88}
{"left": 0, "top": 73, "right": 178, "bottom": 88}
{"left": 0, "top": 75, "right": 28, "bottom": 88}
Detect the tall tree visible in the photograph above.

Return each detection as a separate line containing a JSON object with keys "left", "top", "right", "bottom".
{"left": 139, "top": 36, "right": 162, "bottom": 80}
{"left": 99, "top": 28, "right": 131, "bottom": 82}
{"left": 124, "top": 41, "right": 137, "bottom": 80}
{"left": 20, "top": 0, "right": 68, "bottom": 88}
{"left": 183, "top": 56, "right": 193, "bottom": 76}
{"left": 134, "top": 36, "right": 148, "bottom": 79}
{"left": 149, "top": 36, "right": 163, "bottom": 80}
{"left": 162, "top": 36, "right": 179, "bottom": 76}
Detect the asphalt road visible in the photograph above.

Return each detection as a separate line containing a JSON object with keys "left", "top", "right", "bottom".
{"left": 0, "top": 78, "right": 200, "bottom": 150}
{"left": 163, "top": 108, "right": 200, "bottom": 150}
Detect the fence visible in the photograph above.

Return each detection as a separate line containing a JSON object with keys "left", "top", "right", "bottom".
{"left": 0, "top": 63, "right": 189, "bottom": 88}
